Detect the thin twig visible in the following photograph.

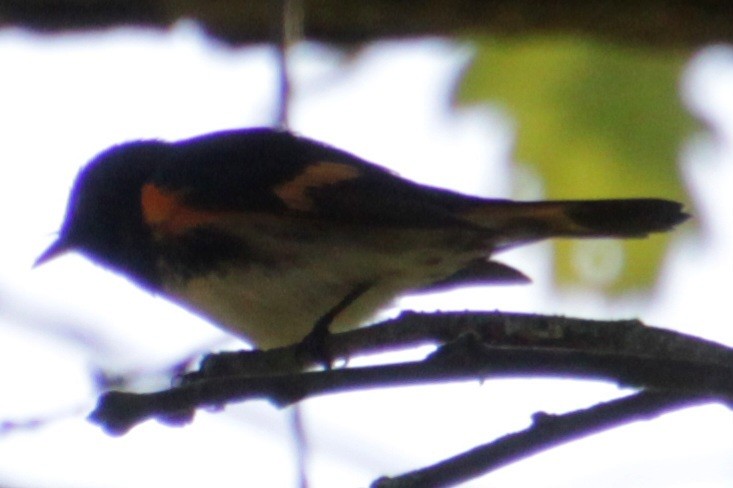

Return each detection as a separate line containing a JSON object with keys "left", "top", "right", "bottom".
{"left": 272, "top": 2, "right": 307, "bottom": 483}
{"left": 274, "top": 0, "right": 303, "bottom": 128}
{"left": 289, "top": 405, "right": 310, "bottom": 488}
{"left": 371, "top": 391, "right": 713, "bottom": 488}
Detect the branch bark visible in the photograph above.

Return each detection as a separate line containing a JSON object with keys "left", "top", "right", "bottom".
{"left": 1, "top": 0, "right": 732, "bottom": 48}
{"left": 372, "top": 390, "right": 713, "bottom": 488}
{"left": 89, "top": 311, "right": 733, "bottom": 435}
{"left": 86, "top": 310, "right": 733, "bottom": 486}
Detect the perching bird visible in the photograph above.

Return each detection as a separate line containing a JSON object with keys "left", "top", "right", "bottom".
{"left": 36, "top": 128, "right": 688, "bottom": 348}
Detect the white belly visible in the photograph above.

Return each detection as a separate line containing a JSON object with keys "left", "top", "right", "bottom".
{"left": 161, "top": 217, "right": 487, "bottom": 348}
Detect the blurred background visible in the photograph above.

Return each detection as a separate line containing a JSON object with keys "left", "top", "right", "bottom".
{"left": 1, "top": 3, "right": 732, "bottom": 487}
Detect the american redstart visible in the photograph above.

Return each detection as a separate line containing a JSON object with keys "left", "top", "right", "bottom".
{"left": 36, "top": 128, "right": 688, "bottom": 349}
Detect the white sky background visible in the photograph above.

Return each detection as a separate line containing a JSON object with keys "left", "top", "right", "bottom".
{"left": 0, "top": 23, "right": 732, "bottom": 487}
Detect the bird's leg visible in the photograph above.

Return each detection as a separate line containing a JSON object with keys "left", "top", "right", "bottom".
{"left": 298, "top": 281, "right": 372, "bottom": 368}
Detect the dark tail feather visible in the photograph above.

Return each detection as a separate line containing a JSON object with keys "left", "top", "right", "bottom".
{"left": 462, "top": 198, "right": 689, "bottom": 247}
{"left": 559, "top": 199, "right": 689, "bottom": 236}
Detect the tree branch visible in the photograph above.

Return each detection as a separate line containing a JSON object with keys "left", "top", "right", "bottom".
{"left": 89, "top": 311, "right": 733, "bottom": 435}
{"left": 2, "top": 0, "right": 732, "bottom": 48}
{"left": 86, "top": 310, "right": 733, "bottom": 486}
{"left": 194, "top": 311, "right": 733, "bottom": 377}
{"left": 371, "top": 390, "right": 713, "bottom": 488}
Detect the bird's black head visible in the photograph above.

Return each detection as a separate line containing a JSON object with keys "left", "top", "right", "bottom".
{"left": 36, "top": 140, "right": 169, "bottom": 288}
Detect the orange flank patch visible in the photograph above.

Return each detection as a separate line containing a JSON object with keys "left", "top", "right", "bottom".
{"left": 273, "top": 161, "right": 361, "bottom": 212}
{"left": 141, "top": 183, "right": 223, "bottom": 235}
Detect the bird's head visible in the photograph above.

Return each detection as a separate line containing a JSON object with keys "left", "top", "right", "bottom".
{"left": 36, "top": 140, "right": 168, "bottom": 287}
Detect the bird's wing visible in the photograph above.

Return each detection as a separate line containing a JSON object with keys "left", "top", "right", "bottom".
{"left": 141, "top": 128, "right": 496, "bottom": 234}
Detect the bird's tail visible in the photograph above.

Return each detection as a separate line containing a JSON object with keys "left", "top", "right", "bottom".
{"left": 460, "top": 198, "right": 689, "bottom": 249}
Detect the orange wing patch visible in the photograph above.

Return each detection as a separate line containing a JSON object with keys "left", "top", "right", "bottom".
{"left": 273, "top": 161, "right": 361, "bottom": 212}
{"left": 141, "top": 183, "right": 223, "bottom": 235}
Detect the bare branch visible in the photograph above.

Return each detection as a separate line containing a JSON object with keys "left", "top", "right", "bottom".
{"left": 85, "top": 310, "right": 733, "bottom": 486}
{"left": 2, "top": 1, "right": 733, "bottom": 48}
{"left": 371, "top": 391, "right": 713, "bottom": 488}
{"left": 194, "top": 311, "right": 733, "bottom": 377}
{"left": 88, "top": 311, "right": 733, "bottom": 435}
{"left": 273, "top": 0, "right": 302, "bottom": 128}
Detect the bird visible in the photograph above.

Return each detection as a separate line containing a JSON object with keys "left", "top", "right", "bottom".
{"left": 36, "top": 127, "right": 688, "bottom": 349}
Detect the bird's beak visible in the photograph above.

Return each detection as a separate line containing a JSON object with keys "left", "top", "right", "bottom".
{"left": 34, "top": 237, "right": 70, "bottom": 268}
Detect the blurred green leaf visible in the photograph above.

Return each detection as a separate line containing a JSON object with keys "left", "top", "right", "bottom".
{"left": 459, "top": 37, "right": 693, "bottom": 291}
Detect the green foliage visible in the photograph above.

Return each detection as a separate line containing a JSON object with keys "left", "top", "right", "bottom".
{"left": 459, "top": 37, "right": 693, "bottom": 291}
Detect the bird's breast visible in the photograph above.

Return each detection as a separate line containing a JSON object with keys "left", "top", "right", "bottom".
{"left": 158, "top": 217, "right": 488, "bottom": 348}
